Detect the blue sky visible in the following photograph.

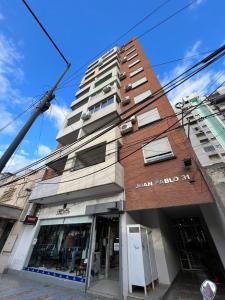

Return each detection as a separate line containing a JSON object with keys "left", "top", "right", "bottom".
{"left": 0, "top": 0, "right": 224, "bottom": 172}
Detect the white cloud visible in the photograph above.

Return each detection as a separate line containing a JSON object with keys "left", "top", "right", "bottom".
{"left": 0, "top": 106, "right": 17, "bottom": 133}
{"left": 0, "top": 144, "right": 34, "bottom": 173}
{"left": 189, "top": 0, "right": 205, "bottom": 9}
{"left": 0, "top": 33, "right": 27, "bottom": 135}
{"left": 159, "top": 40, "right": 225, "bottom": 106}
{"left": 45, "top": 103, "right": 69, "bottom": 129}
{"left": 37, "top": 144, "right": 52, "bottom": 157}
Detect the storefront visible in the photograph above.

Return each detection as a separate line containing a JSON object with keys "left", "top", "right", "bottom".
{"left": 6, "top": 194, "right": 124, "bottom": 300}
{"left": 24, "top": 215, "right": 92, "bottom": 283}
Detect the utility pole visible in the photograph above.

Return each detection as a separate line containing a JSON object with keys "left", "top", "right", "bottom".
{"left": 0, "top": 63, "right": 70, "bottom": 173}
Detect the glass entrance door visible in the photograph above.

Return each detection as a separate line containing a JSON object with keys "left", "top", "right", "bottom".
{"left": 89, "top": 215, "right": 120, "bottom": 283}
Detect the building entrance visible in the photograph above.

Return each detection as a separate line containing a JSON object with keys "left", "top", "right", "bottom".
{"left": 166, "top": 208, "right": 225, "bottom": 283}
{"left": 88, "top": 215, "right": 120, "bottom": 298}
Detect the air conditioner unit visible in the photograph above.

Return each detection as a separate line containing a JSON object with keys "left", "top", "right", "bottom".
{"left": 81, "top": 111, "right": 91, "bottom": 121}
{"left": 103, "top": 85, "right": 112, "bottom": 93}
{"left": 121, "top": 56, "right": 127, "bottom": 63}
{"left": 119, "top": 72, "right": 126, "bottom": 80}
{"left": 125, "top": 84, "right": 132, "bottom": 92}
{"left": 120, "top": 121, "right": 133, "bottom": 135}
{"left": 130, "top": 115, "right": 136, "bottom": 124}
{"left": 121, "top": 96, "right": 130, "bottom": 106}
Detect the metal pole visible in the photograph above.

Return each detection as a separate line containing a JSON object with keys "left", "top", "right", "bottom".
{"left": 0, "top": 64, "right": 70, "bottom": 173}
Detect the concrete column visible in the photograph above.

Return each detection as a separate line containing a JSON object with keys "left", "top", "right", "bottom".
{"left": 201, "top": 203, "right": 225, "bottom": 269}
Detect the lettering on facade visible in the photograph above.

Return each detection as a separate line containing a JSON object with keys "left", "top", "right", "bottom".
{"left": 135, "top": 174, "right": 190, "bottom": 189}
{"left": 56, "top": 208, "right": 70, "bottom": 215}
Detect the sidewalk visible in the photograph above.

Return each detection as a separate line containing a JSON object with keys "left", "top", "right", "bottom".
{"left": 0, "top": 273, "right": 95, "bottom": 300}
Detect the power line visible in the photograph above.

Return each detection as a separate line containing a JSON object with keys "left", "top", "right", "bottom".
{"left": 56, "top": 49, "right": 215, "bottom": 92}
{"left": 1, "top": 50, "right": 224, "bottom": 187}
{"left": 22, "top": 0, "right": 69, "bottom": 65}
{"left": 3, "top": 46, "right": 225, "bottom": 179}
{"left": 59, "top": 0, "right": 193, "bottom": 88}
{"left": 136, "top": 0, "right": 196, "bottom": 40}
{"left": 40, "top": 82, "right": 225, "bottom": 185}
{"left": 0, "top": 94, "right": 46, "bottom": 133}
{"left": 1, "top": 100, "right": 224, "bottom": 190}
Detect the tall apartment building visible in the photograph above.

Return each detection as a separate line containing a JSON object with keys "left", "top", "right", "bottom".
{"left": 6, "top": 39, "right": 225, "bottom": 299}
{"left": 177, "top": 89, "right": 225, "bottom": 167}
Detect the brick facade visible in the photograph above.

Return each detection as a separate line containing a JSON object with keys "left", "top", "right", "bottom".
{"left": 119, "top": 38, "right": 214, "bottom": 211}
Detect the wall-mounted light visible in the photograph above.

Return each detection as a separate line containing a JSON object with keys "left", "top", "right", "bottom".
{"left": 183, "top": 157, "right": 192, "bottom": 168}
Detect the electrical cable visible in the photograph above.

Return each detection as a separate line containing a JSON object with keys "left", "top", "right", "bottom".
{"left": 56, "top": 49, "right": 215, "bottom": 92}
{"left": 2, "top": 48, "right": 224, "bottom": 182}
{"left": 22, "top": 0, "right": 70, "bottom": 65}
{"left": 1, "top": 104, "right": 223, "bottom": 189}
{"left": 58, "top": 0, "right": 173, "bottom": 87}
{"left": 0, "top": 62, "right": 224, "bottom": 188}
{"left": 59, "top": 0, "right": 196, "bottom": 88}
{"left": 0, "top": 93, "right": 46, "bottom": 133}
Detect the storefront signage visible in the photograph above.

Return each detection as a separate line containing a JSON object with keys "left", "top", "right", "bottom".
{"left": 23, "top": 215, "right": 38, "bottom": 225}
{"left": 136, "top": 174, "right": 190, "bottom": 189}
{"left": 56, "top": 207, "right": 70, "bottom": 215}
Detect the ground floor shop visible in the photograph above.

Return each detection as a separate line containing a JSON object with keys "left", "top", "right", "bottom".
{"left": 6, "top": 200, "right": 225, "bottom": 299}
{"left": 8, "top": 197, "right": 123, "bottom": 298}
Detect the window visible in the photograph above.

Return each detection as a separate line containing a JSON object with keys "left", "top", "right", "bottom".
{"left": 126, "top": 48, "right": 136, "bottom": 55}
{"left": 215, "top": 144, "right": 222, "bottom": 149}
{"left": 127, "top": 53, "right": 138, "bottom": 61}
{"left": 196, "top": 132, "right": 206, "bottom": 138}
{"left": 200, "top": 138, "right": 209, "bottom": 144}
{"left": 131, "top": 77, "right": 147, "bottom": 89}
{"left": 134, "top": 90, "right": 152, "bottom": 104}
{"left": 128, "top": 59, "right": 141, "bottom": 68}
{"left": 72, "top": 97, "right": 88, "bottom": 110}
{"left": 142, "top": 137, "right": 174, "bottom": 165}
{"left": 95, "top": 73, "right": 112, "bottom": 88}
{"left": 208, "top": 154, "right": 220, "bottom": 160}
{"left": 67, "top": 112, "right": 82, "bottom": 126}
{"left": 130, "top": 67, "right": 144, "bottom": 78}
{"left": 125, "top": 44, "right": 135, "bottom": 51}
{"left": 137, "top": 108, "right": 160, "bottom": 128}
{"left": 76, "top": 87, "right": 90, "bottom": 99}
{"left": 89, "top": 96, "right": 114, "bottom": 114}
{"left": 203, "top": 145, "right": 215, "bottom": 152}
{"left": 74, "top": 143, "right": 106, "bottom": 170}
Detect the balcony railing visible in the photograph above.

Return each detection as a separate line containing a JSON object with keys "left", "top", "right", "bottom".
{"left": 29, "top": 176, "right": 62, "bottom": 201}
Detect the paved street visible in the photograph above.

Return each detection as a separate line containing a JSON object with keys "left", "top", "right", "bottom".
{"left": 0, "top": 274, "right": 94, "bottom": 300}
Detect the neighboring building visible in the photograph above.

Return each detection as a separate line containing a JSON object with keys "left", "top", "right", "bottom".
{"left": 0, "top": 169, "right": 44, "bottom": 273}
{"left": 176, "top": 89, "right": 225, "bottom": 167}
{"left": 6, "top": 39, "right": 225, "bottom": 299}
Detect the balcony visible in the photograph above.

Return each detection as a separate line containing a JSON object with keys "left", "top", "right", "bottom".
{"left": 82, "top": 101, "right": 121, "bottom": 134}
{"left": 56, "top": 119, "right": 81, "bottom": 145}
{"left": 29, "top": 128, "right": 124, "bottom": 205}
{"left": 29, "top": 176, "right": 62, "bottom": 202}
{"left": 29, "top": 162, "right": 124, "bottom": 205}
{"left": 88, "top": 85, "right": 121, "bottom": 108}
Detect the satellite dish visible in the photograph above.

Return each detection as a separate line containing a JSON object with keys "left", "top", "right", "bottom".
{"left": 200, "top": 280, "right": 217, "bottom": 300}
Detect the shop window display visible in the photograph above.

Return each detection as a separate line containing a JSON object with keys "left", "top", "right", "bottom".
{"left": 28, "top": 223, "right": 91, "bottom": 279}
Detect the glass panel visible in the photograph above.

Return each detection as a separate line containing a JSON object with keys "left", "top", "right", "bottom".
{"left": 28, "top": 223, "right": 91, "bottom": 279}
